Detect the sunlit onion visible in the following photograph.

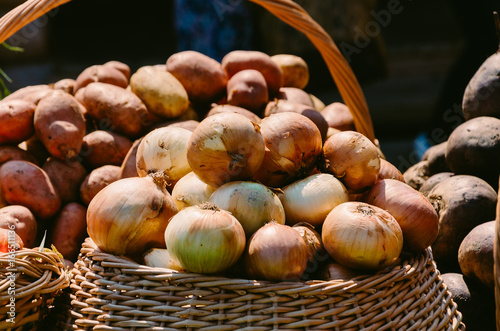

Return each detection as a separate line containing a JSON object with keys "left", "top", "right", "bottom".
{"left": 377, "top": 159, "right": 405, "bottom": 182}
{"left": 171, "top": 172, "right": 216, "bottom": 210}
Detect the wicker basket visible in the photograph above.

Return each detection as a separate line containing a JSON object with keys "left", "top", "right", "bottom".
{"left": 0, "top": 0, "right": 466, "bottom": 329}
{"left": 0, "top": 247, "right": 69, "bottom": 330}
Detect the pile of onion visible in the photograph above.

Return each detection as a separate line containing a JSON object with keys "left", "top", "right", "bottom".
{"left": 252, "top": 112, "right": 323, "bottom": 187}
{"left": 186, "top": 112, "right": 265, "bottom": 187}
{"left": 322, "top": 202, "right": 403, "bottom": 270}
{"left": 87, "top": 175, "right": 178, "bottom": 258}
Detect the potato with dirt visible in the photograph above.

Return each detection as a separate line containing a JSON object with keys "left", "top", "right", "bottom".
{"left": 130, "top": 66, "right": 189, "bottom": 119}
{"left": 0, "top": 145, "right": 38, "bottom": 165}
{"left": 34, "top": 90, "right": 86, "bottom": 160}
{"left": 0, "top": 205, "right": 37, "bottom": 248}
{"left": 166, "top": 50, "right": 228, "bottom": 104}
{"left": 42, "top": 157, "right": 87, "bottom": 204}
{"left": 3, "top": 84, "right": 53, "bottom": 105}
{"left": 320, "top": 102, "right": 355, "bottom": 132}
{"left": 0, "top": 99, "right": 36, "bottom": 145}
{"left": 80, "top": 165, "right": 122, "bottom": 205}
{"left": 427, "top": 175, "right": 497, "bottom": 273}
{"left": 80, "top": 130, "right": 133, "bottom": 169}
{"left": 50, "top": 202, "right": 87, "bottom": 261}
{"left": 402, "top": 160, "right": 429, "bottom": 190}
{"left": 0, "top": 160, "right": 61, "bottom": 219}
{"left": 73, "top": 64, "right": 129, "bottom": 92}
{"left": 75, "top": 82, "right": 149, "bottom": 138}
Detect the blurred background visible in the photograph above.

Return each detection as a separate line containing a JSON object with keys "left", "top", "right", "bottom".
{"left": 1, "top": 0, "right": 498, "bottom": 172}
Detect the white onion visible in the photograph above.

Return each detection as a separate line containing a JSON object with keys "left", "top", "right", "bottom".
{"left": 171, "top": 172, "right": 216, "bottom": 210}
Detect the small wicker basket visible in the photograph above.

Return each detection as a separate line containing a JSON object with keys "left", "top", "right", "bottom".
{"left": 0, "top": 0, "right": 466, "bottom": 329}
{"left": 0, "top": 247, "right": 69, "bottom": 330}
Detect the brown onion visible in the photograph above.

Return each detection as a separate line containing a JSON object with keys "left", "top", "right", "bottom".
{"left": 279, "top": 173, "right": 349, "bottom": 227}
{"left": 164, "top": 203, "right": 246, "bottom": 274}
{"left": 171, "top": 172, "right": 216, "bottom": 210}
{"left": 87, "top": 175, "right": 178, "bottom": 257}
{"left": 187, "top": 112, "right": 265, "bottom": 187}
{"left": 209, "top": 181, "right": 285, "bottom": 237}
{"left": 322, "top": 202, "right": 403, "bottom": 270}
{"left": 365, "top": 179, "right": 439, "bottom": 252}
{"left": 206, "top": 104, "right": 261, "bottom": 123}
{"left": 244, "top": 222, "right": 308, "bottom": 281}
{"left": 322, "top": 131, "right": 381, "bottom": 191}
{"left": 377, "top": 158, "right": 405, "bottom": 182}
{"left": 292, "top": 222, "right": 325, "bottom": 266}
{"left": 252, "top": 112, "right": 322, "bottom": 187}
{"left": 318, "top": 260, "right": 362, "bottom": 281}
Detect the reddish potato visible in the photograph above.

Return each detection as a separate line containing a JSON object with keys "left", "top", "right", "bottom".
{"left": 42, "top": 157, "right": 87, "bottom": 204}
{"left": 277, "top": 87, "right": 313, "bottom": 107}
{"left": 80, "top": 165, "right": 122, "bottom": 205}
{"left": 0, "top": 160, "right": 61, "bottom": 219}
{"left": 166, "top": 50, "right": 228, "bottom": 104}
{"left": 104, "top": 60, "right": 131, "bottom": 80}
{"left": 227, "top": 69, "right": 269, "bottom": 113}
{"left": 222, "top": 50, "right": 283, "bottom": 96}
{"left": 3, "top": 84, "right": 53, "bottom": 105}
{"left": 0, "top": 99, "right": 36, "bottom": 145}
{"left": 80, "top": 130, "right": 133, "bottom": 169}
{"left": 74, "top": 64, "right": 128, "bottom": 92}
{"left": 34, "top": 90, "right": 86, "bottom": 160}
{"left": 18, "top": 136, "right": 50, "bottom": 165}
{"left": 270, "top": 54, "right": 309, "bottom": 89}
{"left": 0, "top": 145, "right": 38, "bottom": 166}
{"left": 53, "top": 78, "right": 76, "bottom": 95}
{"left": 0, "top": 205, "right": 37, "bottom": 248}
{"left": 320, "top": 102, "right": 355, "bottom": 131}
{"left": 50, "top": 202, "right": 87, "bottom": 261}
{"left": 0, "top": 228, "right": 23, "bottom": 253}
{"left": 120, "top": 138, "right": 142, "bottom": 178}
{"left": 75, "top": 82, "right": 149, "bottom": 138}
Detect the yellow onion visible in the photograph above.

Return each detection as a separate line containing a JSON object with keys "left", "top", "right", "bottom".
{"left": 87, "top": 175, "right": 178, "bottom": 258}
{"left": 377, "top": 159, "right": 405, "bottom": 182}
{"left": 209, "top": 181, "right": 285, "bottom": 237}
{"left": 322, "top": 130, "right": 381, "bottom": 191}
{"left": 136, "top": 126, "right": 192, "bottom": 183}
{"left": 143, "top": 248, "right": 185, "bottom": 271}
{"left": 206, "top": 104, "right": 261, "bottom": 123}
{"left": 365, "top": 179, "right": 439, "bottom": 252}
{"left": 187, "top": 112, "right": 265, "bottom": 187}
{"left": 171, "top": 172, "right": 216, "bottom": 210}
{"left": 244, "top": 222, "right": 308, "bottom": 281}
{"left": 292, "top": 222, "right": 324, "bottom": 265}
{"left": 164, "top": 203, "right": 246, "bottom": 274}
{"left": 318, "top": 260, "right": 361, "bottom": 281}
{"left": 279, "top": 173, "right": 349, "bottom": 227}
{"left": 322, "top": 202, "right": 403, "bottom": 270}
{"left": 252, "top": 112, "right": 322, "bottom": 187}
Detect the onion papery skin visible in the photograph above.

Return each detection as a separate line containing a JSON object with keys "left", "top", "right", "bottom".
{"left": 171, "top": 172, "right": 216, "bottom": 210}
{"left": 87, "top": 176, "right": 179, "bottom": 258}
{"left": 322, "top": 202, "right": 403, "bottom": 270}
{"left": 279, "top": 173, "right": 349, "bottom": 227}
{"left": 164, "top": 204, "right": 246, "bottom": 274}
{"left": 377, "top": 159, "right": 405, "bottom": 182}
{"left": 136, "top": 126, "right": 192, "bottom": 183}
{"left": 252, "top": 112, "right": 322, "bottom": 188}
{"left": 186, "top": 112, "right": 266, "bottom": 187}
{"left": 244, "top": 222, "right": 308, "bottom": 281}
{"left": 143, "top": 248, "right": 185, "bottom": 271}
{"left": 209, "top": 181, "right": 285, "bottom": 237}
{"left": 365, "top": 179, "right": 439, "bottom": 252}
{"left": 206, "top": 104, "right": 262, "bottom": 124}
{"left": 322, "top": 130, "right": 381, "bottom": 191}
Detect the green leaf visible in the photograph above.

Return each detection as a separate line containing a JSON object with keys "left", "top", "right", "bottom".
{"left": 1, "top": 42, "right": 23, "bottom": 53}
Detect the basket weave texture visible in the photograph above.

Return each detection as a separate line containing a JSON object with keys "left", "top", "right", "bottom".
{"left": 0, "top": 248, "right": 69, "bottom": 330}
{"left": 52, "top": 238, "right": 464, "bottom": 331}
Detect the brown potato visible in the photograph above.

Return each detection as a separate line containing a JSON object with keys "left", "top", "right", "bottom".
{"left": 3, "top": 84, "right": 53, "bottom": 104}
{"left": 120, "top": 138, "right": 142, "bottom": 179}
{"left": 320, "top": 102, "right": 355, "bottom": 131}
{"left": 277, "top": 87, "right": 314, "bottom": 107}
{"left": 34, "top": 90, "right": 86, "bottom": 160}
{"left": 402, "top": 160, "right": 429, "bottom": 190}
{"left": 0, "top": 145, "right": 38, "bottom": 165}
{"left": 206, "top": 104, "right": 261, "bottom": 123}
{"left": 271, "top": 54, "right": 309, "bottom": 89}
{"left": 0, "top": 160, "right": 61, "bottom": 219}
{"left": 42, "top": 157, "right": 87, "bottom": 204}
{"left": 53, "top": 78, "right": 76, "bottom": 95}
{"left": 103, "top": 60, "right": 131, "bottom": 80}
{"left": 50, "top": 202, "right": 87, "bottom": 261}
{"left": 18, "top": 136, "right": 50, "bottom": 165}
{"left": 419, "top": 172, "right": 454, "bottom": 197}
{"left": 75, "top": 82, "right": 149, "bottom": 138}
{"left": 166, "top": 50, "right": 228, "bottom": 104}
{"left": 80, "top": 165, "right": 122, "bottom": 205}
{"left": 0, "top": 205, "right": 37, "bottom": 248}
{"left": 130, "top": 66, "right": 189, "bottom": 119}
{"left": 423, "top": 141, "right": 451, "bottom": 176}
{"left": 227, "top": 69, "right": 269, "bottom": 113}
{"left": 0, "top": 99, "right": 36, "bottom": 145}
{"left": 222, "top": 50, "right": 283, "bottom": 96}
{"left": 80, "top": 130, "right": 133, "bottom": 169}
{"left": 74, "top": 64, "right": 129, "bottom": 92}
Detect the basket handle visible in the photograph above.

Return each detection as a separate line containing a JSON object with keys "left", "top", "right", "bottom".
{"left": 0, "top": 0, "right": 375, "bottom": 142}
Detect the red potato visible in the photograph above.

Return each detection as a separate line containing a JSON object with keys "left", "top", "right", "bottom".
{"left": 42, "top": 157, "right": 87, "bottom": 204}
{"left": 2, "top": 84, "right": 53, "bottom": 105}
{"left": 166, "top": 50, "right": 228, "bottom": 104}
{"left": 75, "top": 82, "right": 150, "bottom": 138}
{"left": 53, "top": 78, "right": 76, "bottom": 95}
{"left": 226, "top": 69, "right": 269, "bottom": 113}
{"left": 0, "top": 160, "right": 61, "bottom": 219}
{"left": 80, "top": 165, "right": 122, "bottom": 206}
{"left": 0, "top": 228, "right": 23, "bottom": 253}
{"left": 277, "top": 87, "right": 314, "bottom": 107}
{"left": 0, "top": 145, "right": 38, "bottom": 166}
{"left": 73, "top": 64, "right": 129, "bottom": 93}
{"left": 120, "top": 138, "right": 142, "bottom": 178}
{"left": 80, "top": 130, "right": 133, "bottom": 170}
{"left": 222, "top": 50, "right": 283, "bottom": 96}
{"left": 320, "top": 102, "right": 355, "bottom": 131}
{"left": 50, "top": 202, "right": 87, "bottom": 261}
{"left": 0, "top": 205, "right": 37, "bottom": 248}
{"left": 104, "top": 60, "right": 131, "bottom": 80}
{"left": 0, "top": 99, "right": 36, "bottom": 145}
{"left": 34, "top": 90, "right": 86, "bottom": 160}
